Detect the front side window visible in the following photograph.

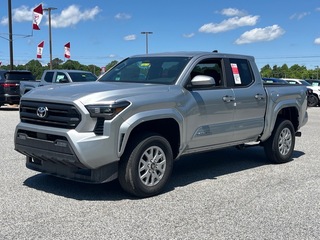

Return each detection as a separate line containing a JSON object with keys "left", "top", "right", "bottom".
{"left": 55, "top": 72, "right": 68, "bottom": 83}
{"left": 190, "top": 59, "right": 222, "bottom": 86}
{"left": 99, "top": 57, "right": 190, "bottom": 85}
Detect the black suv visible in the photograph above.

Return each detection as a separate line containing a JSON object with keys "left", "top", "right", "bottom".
{"left": 0, "top": 70, "right": 35, "bottom": 106}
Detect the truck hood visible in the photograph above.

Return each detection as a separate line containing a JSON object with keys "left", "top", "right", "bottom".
{"left": 21, "top": 82, "right": 174, "bottom": 104}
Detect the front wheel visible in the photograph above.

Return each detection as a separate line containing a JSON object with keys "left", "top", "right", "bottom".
{"left": 118, "top": 133, "right": 173, "bottom": 198}
{"left": 264, "top": 119, "right": 295, "bottom": 164}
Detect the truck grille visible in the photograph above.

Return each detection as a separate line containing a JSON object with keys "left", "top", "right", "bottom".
{"left": 20, "top": 100, "right": 81, "bottom": 129}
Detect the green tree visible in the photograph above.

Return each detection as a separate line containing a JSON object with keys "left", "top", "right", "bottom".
{"left": 105, "top": 60, "right": 118, "bottom": 71}
{"left": 280, "top": 64, "right": 289, "bottom": 78}
{"left": 87, "top": 64, "right": 101, "bottom": 76}
{"left": 260, "top": 64, "right": 272, "bottom": 77}
{"left": 50, "top": 58, "right": 64, "bottom": 69}
{"left": 25, "top": 60, "right": 43, "bottom": 79}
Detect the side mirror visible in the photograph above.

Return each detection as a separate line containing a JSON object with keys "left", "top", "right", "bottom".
{"left": 190, "top": 75, "right": 216, "bottom": 88}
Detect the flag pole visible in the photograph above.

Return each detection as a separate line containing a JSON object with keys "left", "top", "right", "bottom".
{"left": 43, "top": 7, "right": 57, "bottom": 70}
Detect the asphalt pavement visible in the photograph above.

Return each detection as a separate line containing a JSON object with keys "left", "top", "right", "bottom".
{"left": 1, "top": 105, "right": 319, "bottom": 240}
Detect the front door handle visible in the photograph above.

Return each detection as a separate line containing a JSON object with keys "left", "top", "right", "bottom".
{"left": 255, "top": 93, "right": 264, "bottom": 100}
{"left": 222, "top": 95, "right": 235, "bottom": 102}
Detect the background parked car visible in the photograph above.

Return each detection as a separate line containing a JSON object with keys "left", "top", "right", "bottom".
{"left": 262, "top": 77, "right": 288, "bottom": 84}
{"left": 0, "top": 70, "right": 35, "bottom": 106}
{"left": 20, "top": 69, "right": 98, "bottom": 96}
{"left": 281, "top": 78, "right": 319, "bottom": 107}
{"left": 305, "top": 79, "right": 320, "bottom": 87}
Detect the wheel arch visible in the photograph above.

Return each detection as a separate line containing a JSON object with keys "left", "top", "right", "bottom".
{"left": 276, "top": 106, "right": 299, "bottom": 131}
{"left": 261, "top": 105, "right": 300, "bottom": 142}
{"left": 118, "top": 111, "right": 183, "bottom": 160}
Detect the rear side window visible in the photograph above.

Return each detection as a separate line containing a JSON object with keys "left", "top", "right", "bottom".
{"left": 68, "top": 72, "right": 97, "bottom": 82}
{"left": 229, "top": 59, "right": 254, "bottom": 87}
{"left": 44, "top": 72, "right": 54, "bottom": 82}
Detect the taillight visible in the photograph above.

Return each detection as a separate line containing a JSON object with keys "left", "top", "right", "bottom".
{"left": 1, "top": 83, "right": 19, "bottom": 87}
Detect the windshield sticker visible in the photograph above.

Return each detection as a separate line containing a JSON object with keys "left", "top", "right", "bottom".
{"left": 231, "top": 63, "right": 241, "bottom": 84}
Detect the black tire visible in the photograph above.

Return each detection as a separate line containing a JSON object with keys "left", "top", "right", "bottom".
{"left": 264, "top": 119, "right": 295, "bottom": 164}
{"left": 307, "top": 94, "right": 318, "bottom": 107}
{"left": 118, "top": 132, "right": 173, "bottom": 198}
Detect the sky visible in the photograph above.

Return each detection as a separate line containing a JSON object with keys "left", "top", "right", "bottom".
{"left": 1, "top": 0, "right": 320, "bottom": 70}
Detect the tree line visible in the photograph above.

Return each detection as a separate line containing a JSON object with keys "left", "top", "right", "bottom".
{"left": 1, "top": 59, "right": 319, "bottom": 80}
{"left": 260, "top": 64, "right": 320, "bottom": 80}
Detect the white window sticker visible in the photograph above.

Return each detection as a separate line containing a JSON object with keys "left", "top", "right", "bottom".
{"left": 231, "top": 63, "right": 241, "bottom": 84}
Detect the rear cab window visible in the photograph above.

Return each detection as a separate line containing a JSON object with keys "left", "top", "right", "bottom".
{"left": 228, "top": 58, "right": 254, "bottom": 87}
{"left": 4, "top": 72, "right": 35, "bottom": 82}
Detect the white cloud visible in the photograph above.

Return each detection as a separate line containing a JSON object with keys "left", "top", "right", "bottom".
{"left": 183, "top": 33, "right": 195, "bottom": 38}
{"left": 0, "top": 4, "right": 101, "bottom": 28}
{"left": 1, "top": 16, "right": 8, "bottom": 25}
{"left": 221, "top": 8, "right": 246, "bottom": 17}
{"left": 50, "top": 5, "right": 101, "bottom": 28}
{"left": 314, "top": 38, "right": 320, "bottom": 44}
{"left": 199, "top": 15, "right": 259, "bottom": 33}
{"left": 290, "top": 12, "right": 310, "bottom": 20}
{"left": 124, "top": 34, "right": 136, "bottom": 41}
{"left": 1, "top": 5, "right": 33, "bottom": 25}
{"left": 115, "top": 13, "right": 131, "bottom": 20}
{"left": 235, "top": 25, "right": 285, "bottom": 44}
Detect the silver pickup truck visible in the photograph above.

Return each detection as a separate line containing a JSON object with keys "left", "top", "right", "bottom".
{"left": 19, "top": 69, "right": 97, "bottom": 96}
{"left": 14, "top": 51, "right": 308, "bottom": 197}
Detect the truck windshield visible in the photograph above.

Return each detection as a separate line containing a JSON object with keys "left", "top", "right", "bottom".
{"left": 98, "top": 56, "right": 190, "bottom": 84}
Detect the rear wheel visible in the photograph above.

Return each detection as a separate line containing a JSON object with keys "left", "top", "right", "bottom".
{"left": 307, "top": 94, "right": 318, "bottom": 107}
{"left": 118, "top": 132, "right": 173, "bottom": 198}
{"left": 264, "top": 119, "right": 295, "bottom": 164}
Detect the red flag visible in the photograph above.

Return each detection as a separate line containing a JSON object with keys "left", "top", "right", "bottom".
{"left": 37, "top": 41, "right": 44, "bottom": 58}
{"left": 64, "top": 42, "right": 71, "bottom": 59}
{"left": 33, "top": 4, "right": 43, "bottom": 30}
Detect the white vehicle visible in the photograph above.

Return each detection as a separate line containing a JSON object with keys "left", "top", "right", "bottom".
{"left": 281, "top": 78, "right": 319, "bottom": 107}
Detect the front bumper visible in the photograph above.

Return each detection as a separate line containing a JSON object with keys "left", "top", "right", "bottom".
{"left": 14, "top": 123, "right": 120, "bottom": 183}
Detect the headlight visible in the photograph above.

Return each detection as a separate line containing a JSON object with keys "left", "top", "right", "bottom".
{"left": 85, "top": 101, "right": 130, "bottom": 120}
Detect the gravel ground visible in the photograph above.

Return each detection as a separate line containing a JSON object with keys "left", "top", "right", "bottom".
{"left": 1, "top": 105, "right": 319, "bottom": 240}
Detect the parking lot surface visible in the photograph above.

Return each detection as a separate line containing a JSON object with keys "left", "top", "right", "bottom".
{"left": 1, "top": 106, "right": 319, "bottom": 240}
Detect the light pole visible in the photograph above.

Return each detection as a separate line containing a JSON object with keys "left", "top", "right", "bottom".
{"left": 141, "top": 31, "right": 153, "bottom": 54}
{"left": 43, "top": 7, "right": 57, "bottom": 70}
{"left": 8, "top": 0, "right": 13, "bottom": 69}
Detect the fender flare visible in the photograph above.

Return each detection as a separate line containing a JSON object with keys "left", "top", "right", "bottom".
{"left": 117, "top": 109, "right": 185, "bottom": 156}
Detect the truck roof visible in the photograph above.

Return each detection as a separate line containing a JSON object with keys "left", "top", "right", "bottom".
{"left": 130, "top": 51, "right": 254, "bottom": 60}
{"left": 44, "top": 69, "right": 93, "bottom": 73}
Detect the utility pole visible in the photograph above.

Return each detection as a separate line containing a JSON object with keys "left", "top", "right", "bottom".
{"left": 43, "top": 7, "right": 57, "bottom": 70}
{"left": 8, "top": 0, "right": 13, "bottom": 69}
{"left": 141, "top": 31, "right": 153, "bottom": 54}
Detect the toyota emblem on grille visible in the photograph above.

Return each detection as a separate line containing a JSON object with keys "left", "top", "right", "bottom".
{"left": 37, "top": 106, "right": 48, "bottom": 118}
